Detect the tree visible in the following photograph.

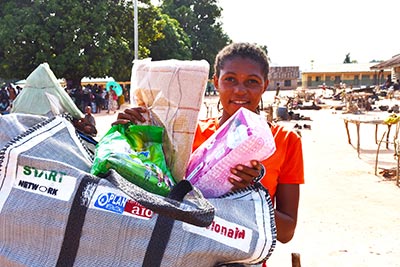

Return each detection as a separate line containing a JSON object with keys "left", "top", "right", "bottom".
{"left": 343, "top": 53, "right": 351, "bottom": 64}
{"left": 160, "top": 0, "right": 231, "bottom": 70}
{"left": 109, "top": 1, "right": 168, "bottom": 81}
{"left": 370, "top": 59, "right": 383, "bottom": 63}
{"left": 148, "top": 13, "right": 192, "bottom": 60}
{"left": 0, "top": 0, "right": 163, "bottom": 86}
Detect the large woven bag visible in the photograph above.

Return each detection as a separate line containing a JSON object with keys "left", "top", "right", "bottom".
{"left": 0, "top": 114, "right": 276, "bottom": 267}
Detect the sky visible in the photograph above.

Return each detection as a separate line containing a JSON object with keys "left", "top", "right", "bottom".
{"left": 218, "top": 0, "right": 400, "bottom": 71}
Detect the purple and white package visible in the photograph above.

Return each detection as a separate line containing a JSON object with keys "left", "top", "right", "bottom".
{"left": 185, "top": 107, "right": 276, "bottom": 198}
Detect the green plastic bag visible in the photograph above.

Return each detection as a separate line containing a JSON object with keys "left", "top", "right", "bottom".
{"left": 91, "top": 124, "right": 176, "bottom": 196}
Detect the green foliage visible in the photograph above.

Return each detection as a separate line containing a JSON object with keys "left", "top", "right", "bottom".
{"left": 160, "top": 0, "right": 231, "bottom": 71}
{"left": 0, "top": 0, "right": 255, "bottom": 85}
{"left": 0, "top": 0, "right": 164, "bottom": 85}
{"left": 149, "top": 14, "right": 192, "bottom": 60}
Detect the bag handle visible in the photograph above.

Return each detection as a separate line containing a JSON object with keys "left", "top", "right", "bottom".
{"left": 102, "top": 169, "right": 215, "bottom": 227}
{"left": 142, "top": 180, "right": 193, "bottom": 267}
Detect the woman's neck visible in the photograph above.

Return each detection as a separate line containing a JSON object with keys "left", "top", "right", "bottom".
{"left": 218, "top": 111, "right": 230, "bottom": 126}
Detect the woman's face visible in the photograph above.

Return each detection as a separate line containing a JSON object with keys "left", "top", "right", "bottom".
{"left": 214, "top": 56, "right": 268, "bottom": 121}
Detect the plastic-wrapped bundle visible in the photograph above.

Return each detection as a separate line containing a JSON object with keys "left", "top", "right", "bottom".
{"left": 131, "top": 59, "right": 210, "bottom": 181}
{"left": 11, "top": 63, "right": 83, "bottom": 119}
{"left": 185, "top": 107, "right": 276, "bottom": 198}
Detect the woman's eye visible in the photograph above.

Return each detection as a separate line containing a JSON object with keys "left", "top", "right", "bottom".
{"left": 224, "top": 77, "right": 235, "bottom": 82}
{"left": 247, "top": 79, "right": 260, "bottom": 85}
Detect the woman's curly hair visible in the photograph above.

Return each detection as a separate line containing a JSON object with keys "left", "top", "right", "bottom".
{"left": 214, "top": 42, "right": 269, "bottom": 80}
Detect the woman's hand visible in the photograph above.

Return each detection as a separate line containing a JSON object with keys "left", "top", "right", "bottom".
{"left": 112, "top": 107, "right": 148, "bottom": 126}
{"left": 229, "top": 160, "right": 264, "bottom": 190}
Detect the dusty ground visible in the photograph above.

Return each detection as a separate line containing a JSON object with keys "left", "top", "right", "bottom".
{"left": 266, "top": 107, "right": 400, "bottom": 267}
{"left": 94, "top": 95, "right": 400, "bottom": 267}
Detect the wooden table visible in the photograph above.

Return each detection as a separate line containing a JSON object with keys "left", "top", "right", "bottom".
{"left": 343, "top": 116, "right": 389, "bottom": 157}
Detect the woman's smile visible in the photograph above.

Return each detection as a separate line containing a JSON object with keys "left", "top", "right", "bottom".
{"left": 214, "top": 56, "right": 267, "bottom": 121}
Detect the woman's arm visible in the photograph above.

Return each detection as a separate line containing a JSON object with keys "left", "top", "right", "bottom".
{"left": 274, "top": 183, "right": 300, "bottom": 243}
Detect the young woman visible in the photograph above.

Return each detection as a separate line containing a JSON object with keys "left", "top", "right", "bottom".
{"left": 194, "top": 42, "right": 304, "bottom": 244}
{"left": 113, "top": 42, "right": 304, "bottom": 245}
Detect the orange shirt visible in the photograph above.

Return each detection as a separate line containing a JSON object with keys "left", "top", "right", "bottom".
{"left": 192, "top": 118, "right": 304, "bottom": 199}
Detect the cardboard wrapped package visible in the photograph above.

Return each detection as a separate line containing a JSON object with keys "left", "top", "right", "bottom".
{"left": 131, "top": 59, "right": 210, "bottom": 181}
{"left": 185, "top": 107, "right": 276, "bottom": 198}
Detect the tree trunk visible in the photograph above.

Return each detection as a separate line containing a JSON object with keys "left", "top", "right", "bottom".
{"left": 65, "top": 77, "right": 83, "bottom": 89}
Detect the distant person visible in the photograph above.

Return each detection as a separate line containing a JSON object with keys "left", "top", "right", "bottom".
{"left": 102, "top": 86, "right": 108, "bottom": 110}
{"left": 93, "top": 84, "right": 104, "bottom": 114}
{"left": 107, "top": 86, "right": 118, "bottom": 114}
{"left": 74, "top": 105, "right": 97, "bottom": 137}
{"left": 84, "top": 105, "right": 96, "bottom": 127}
{"left": 274, "top": 82, "right": 281, "bottom": 103}
{"left": 123, "top": 86, "right": 130, "bottom": 104}
{"left": 205, "top": 82, "right": 212, "bottom": 96}
{"left": 0, "top": 97, "right": 10, "bottom": 115}
{"left": 0, "top": 87, "right": 10, "bottom": 115}
{"left": 0, "top": 86, "right": 9, "bottom": 102}
{"left": 118, "top": 92, "right": 124, "bottom": 110}
{"left": 6, "top": 84, "right": 17, "bottom": 103}
{"left": 275, "top": 82, "right": 281, "bottom": 97}
{"left": 82, "top": 85, "right": 92, "bottom": 112}
{"left": 73, "top": 86, "right": 83, "bottom": 112}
